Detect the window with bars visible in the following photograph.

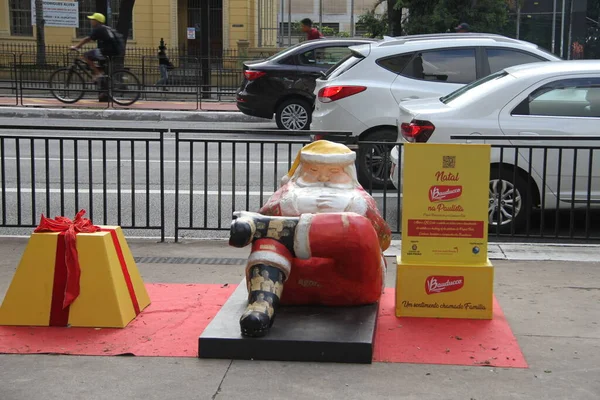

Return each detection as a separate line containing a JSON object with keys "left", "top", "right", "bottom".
{"left": 9, "top": 0, "right": 33, "bottom": 36}
{"left": 76, "top": 0, "right": 133, "bottom": 39}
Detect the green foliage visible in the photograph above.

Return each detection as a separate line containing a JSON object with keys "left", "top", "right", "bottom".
{"left": 320, "top": 26, "right": 351, "bottom": 37}
{"left": 581, "top": 0, "right": 599, "bottom": 59}
{"left": 584, "top": 27, "right": 600, "bottom": 59}
{"left": 357, "top": 10, "right": 389, "bottom": 38}
{"left": 394, "top": 0, "right": 508, "bottom": 35}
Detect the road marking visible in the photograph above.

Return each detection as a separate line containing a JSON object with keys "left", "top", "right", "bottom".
{"left": 2, "top": 156, "right": 293, "bottom": 165}
{"left": 0, "top": 187, "right": 401, "bottom": 198}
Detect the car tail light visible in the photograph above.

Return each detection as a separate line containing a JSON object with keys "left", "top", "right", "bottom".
{"left": 313, "top": 134, "right": 325, "bottom": 141}
{"left": 400, "top": 120, "right": 435, "bottom": 143}
{"left": 244, "top": 70, "right": 266, "bottom": 81}
{"left": 318, "top": 86, "right": 366, "bottom": 103}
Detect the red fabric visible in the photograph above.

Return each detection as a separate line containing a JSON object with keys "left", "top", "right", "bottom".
{"left": 0, "top": 285, "right": 527, "bottom": 368}
{"left": 49, "top": 233, "right": 70, "bottom": 326}
{"left": 105, "top": 229, "right": 141, "bottom": 315}
{"left": 280, "top": 213, "right": 383, "bottom": 306}
{"left": 34, "top": 210, "right": 100, "bottom": 309}
{"left": 306, "top": 28, "right": 323, "bottom": 40}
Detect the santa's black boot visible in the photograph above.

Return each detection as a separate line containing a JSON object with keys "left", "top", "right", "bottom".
{"left": 229, "top": 211, "right": 298, "bottom": 253}
{"left": 240, "top": 263, "right": 286, "bottom": 337}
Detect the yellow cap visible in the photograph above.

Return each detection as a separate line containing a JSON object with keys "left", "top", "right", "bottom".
{"left": 87, "top": 13, "right": 106, "bottom": 23}
{"left": 286, "top": 140, "right": 356, "bottom": 179}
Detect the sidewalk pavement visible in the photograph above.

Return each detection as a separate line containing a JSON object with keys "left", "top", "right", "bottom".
{"left": 0, "top": 97, "right": 266, "bottom": 123}
{"left": 1, "top": 238, "right": 599, "bottom": 400}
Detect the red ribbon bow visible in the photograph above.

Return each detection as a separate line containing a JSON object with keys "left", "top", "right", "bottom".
{"left": 34, "top": 210, "right": 100, "bottom": 309}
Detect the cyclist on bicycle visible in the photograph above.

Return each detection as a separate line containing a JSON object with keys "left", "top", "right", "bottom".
{"left": 70, "top": 13, "right": 124, "bottom": 82}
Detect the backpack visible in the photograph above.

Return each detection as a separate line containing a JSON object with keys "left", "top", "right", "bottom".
{"left": 105, "top": 26, "right": 125, "bottom": 56}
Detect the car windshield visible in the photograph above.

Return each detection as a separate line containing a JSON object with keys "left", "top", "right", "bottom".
{"left": 440, "top": 70, "right": 510, "bottom": 104}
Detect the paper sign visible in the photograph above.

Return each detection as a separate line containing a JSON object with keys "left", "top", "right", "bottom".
{"left": 31, "top": 0, "right": 79, "bottom": 28}
{"left": 401, "top": 143, "right": 491, "bottom": 265}
{"left": 187, "top": 27, "right": 196, "bottom": 40}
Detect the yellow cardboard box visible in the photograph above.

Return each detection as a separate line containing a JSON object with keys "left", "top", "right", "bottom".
{"left": 395, "top": 257, "right": 494, "bottom": 320}
{"left": 0, "top": 226, "right": 150, "bottom": 328}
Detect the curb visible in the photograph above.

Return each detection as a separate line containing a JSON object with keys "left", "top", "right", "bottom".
{"left": 0, "top": 106, "right": 268, "bottom": 123}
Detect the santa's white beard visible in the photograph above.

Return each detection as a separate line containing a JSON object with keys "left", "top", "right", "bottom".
{"left": 296, "top": 176, "right": 354, "bottom": 190}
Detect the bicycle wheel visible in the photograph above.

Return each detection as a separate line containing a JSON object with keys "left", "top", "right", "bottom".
{"left": 48, "top": 68, "right": 85, "bottom": 104}
{"left": 109, "top": 69, "right": 142, "bottom": 106}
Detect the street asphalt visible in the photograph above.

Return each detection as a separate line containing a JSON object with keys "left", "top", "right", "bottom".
{"left": 0, "top": 238, "right": 599, "bottom": 400}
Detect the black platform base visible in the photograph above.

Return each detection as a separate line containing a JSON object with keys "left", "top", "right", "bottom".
{"left": 198, "top": 280, "right": 379, "bottom": 364}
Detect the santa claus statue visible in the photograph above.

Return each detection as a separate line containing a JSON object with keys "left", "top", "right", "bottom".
{"left": 229, "top": 140, "right": 391, "bottom": 337}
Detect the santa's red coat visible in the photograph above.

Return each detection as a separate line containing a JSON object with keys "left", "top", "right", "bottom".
{"left": 253, "top": 183, "right": 391, "bottom": 306}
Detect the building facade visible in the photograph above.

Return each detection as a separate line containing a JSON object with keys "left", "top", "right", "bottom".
{"left": 0, "top": 0, "right": 387, "bottom": 54}
{"left": 0, "top": 0, "right": 283, "bottom": 53}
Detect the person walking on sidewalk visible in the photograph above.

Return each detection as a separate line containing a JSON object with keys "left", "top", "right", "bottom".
{"left": 156, "top": 45, "right": 173, "bottom": 90}
{"left": 300, "top": 18, "right": 324, "bottom": 41}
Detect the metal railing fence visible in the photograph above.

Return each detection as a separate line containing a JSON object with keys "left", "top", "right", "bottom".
{"left": 0, "top": 125, "right": 599, "bottom": 243}
{"left": 0, "top": 126, "right": 166, "bottom": 241}
{"left": 0, "top": 49, "right": 268, "bottom": 107}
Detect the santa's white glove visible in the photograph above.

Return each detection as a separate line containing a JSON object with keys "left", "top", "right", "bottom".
{"left": 346, "top": 195, "right": 369, "bottom": 216}
{"left": 316, "top": 194, "right": 350, "bottom": 212}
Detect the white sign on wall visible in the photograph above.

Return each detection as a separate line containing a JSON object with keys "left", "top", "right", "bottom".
{"left": 187, "top": 27, "right": 196, "bottom": 40}
{"left": 31, "top": 0, "right": 79, "bottom": 28}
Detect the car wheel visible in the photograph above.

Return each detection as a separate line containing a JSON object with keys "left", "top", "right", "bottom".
{"left": 276, "top": 99, "right": 311, "bottom": 130}
{"left": 488, "top": 168, "right": 531, "bottom": 234}
{"left": 357, "top": 128, "right": 397, "bottom": 190}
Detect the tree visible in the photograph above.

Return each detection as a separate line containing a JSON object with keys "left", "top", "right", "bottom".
{"left": 357, "top": 10, "right": 389, "bottom": 38}
{"left": 95, "top": 0, "right": 134, "bottom": 51}
{"left": 34, "top": 0, "right": 46, "bottom": 65}
{"left": 357, "top": 1, "right": 388, "bottom": 38}
{"left": 387, "top": 0, "right": 403, "bottom": 36}
{"left": 395, "top": 0, "right": 508, "bottom": 35}
{"left": 116, "top": 0, "right": 135, "bottom": 50}
{"left": 584, "top": 0, "right": 600, "bottom": 59}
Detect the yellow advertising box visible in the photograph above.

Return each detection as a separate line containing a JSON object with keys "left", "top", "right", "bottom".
{"left": 401, "top": 143, "right": 491, "bottom": 266}
{"left": 0, "top": 226, "right": 151, "bottom": 328}
{"left": 395, "top": 258, "right": 494, "bottom": 319}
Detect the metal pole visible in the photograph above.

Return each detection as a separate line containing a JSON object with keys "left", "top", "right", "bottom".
{"left": 516, "top": 4, "right": 521, "bottom": 39}
{"left": 560, "top": 0, "right": 566, "bottom": 58}
{"left": 551, "top": 0, "right": 557, "bottom": 53}
{"left": 350, "top": 0, "right": 354, "bottom": 36}
{"left": 106, "top": 0, "right": 111, "bottom": 26}
{"left": 258, "top": 0, "right": 262, "bottom": 47}
{"left": 319, "top": 0, "right": 323, "bottom": 30}
{"left": 280, "top": 0, "right": 284, "bottom": 46}
{"left": 567, "top": 0, "right": 576, "bottom": 59}
{"left": 287, "top": 0, "right": 291, "bottom": 46}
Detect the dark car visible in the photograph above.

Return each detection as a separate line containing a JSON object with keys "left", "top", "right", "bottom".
{"left": 236, "top": 39, "right": 375, "bottom": 130}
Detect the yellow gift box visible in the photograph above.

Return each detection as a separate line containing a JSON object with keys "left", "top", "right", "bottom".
{"left": 0, "top": 225, "right": 150, "bottom": 328}
{"left": 395, "top": 257, "right": 494, "bottom": 320}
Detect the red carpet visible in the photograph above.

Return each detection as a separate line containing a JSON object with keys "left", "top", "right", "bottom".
{"left": 374, "top": 291, "right": 527, "bottom": 368}
{"left": 0, "top": 284, "right": 235, "bottom": 357}
{"left": 0, "top": 284, "right": 527, "bottom": 367}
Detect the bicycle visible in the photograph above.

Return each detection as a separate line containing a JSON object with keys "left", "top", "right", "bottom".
{"left": 48, "top": 49, "right": 141, "bottom": 106}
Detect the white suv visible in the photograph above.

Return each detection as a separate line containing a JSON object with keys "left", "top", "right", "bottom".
{"left": 311, "top": 33, "right": 561, "bottom": 188}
